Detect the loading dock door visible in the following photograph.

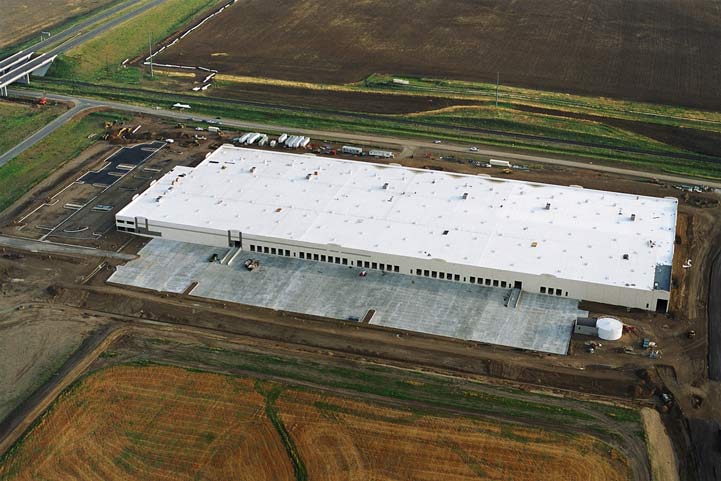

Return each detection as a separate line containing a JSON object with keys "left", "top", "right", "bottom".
{"left": 228, "top": 230, "right": 242, "bottom": 248}
{"left": 656, "top": 299, "right": 668, "bottom": 313}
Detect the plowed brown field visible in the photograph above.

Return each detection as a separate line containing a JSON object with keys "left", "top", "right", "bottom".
{"left": 0, "top": 364, "right": 631, "bottom": 481}
{"left": 157, "top": 0, "right": 721, "bottom": 110}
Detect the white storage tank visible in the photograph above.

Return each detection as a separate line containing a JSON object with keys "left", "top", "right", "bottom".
{"left": 596, "top": 317, "right": 623, "bottom": 341}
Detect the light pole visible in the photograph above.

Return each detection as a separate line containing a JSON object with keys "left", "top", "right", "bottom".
{"left": 148, "top": 32, "right": 154, "bottom": 78}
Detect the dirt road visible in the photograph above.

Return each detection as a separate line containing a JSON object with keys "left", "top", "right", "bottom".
{"left": 0, "top": 235, "right": 136, "bottom": 260}
{"left": 0, "top": 322, "right": 125, "bottom": 455}
{"left": 708, "top": 246, "right": 721, "bottom": 381}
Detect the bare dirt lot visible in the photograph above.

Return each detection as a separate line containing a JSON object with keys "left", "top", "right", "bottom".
{"left": 0, "top": 0, "right": 114, "bottom": 48}
{"left": 157, "top": 0, "right": 721, "bottom": 110}
{"left": 0, "top": 308, "right": 102, "bottom": 421}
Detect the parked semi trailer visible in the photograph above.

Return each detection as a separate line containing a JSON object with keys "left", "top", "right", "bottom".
{"left": 369, "top": 149, "right": 394, "bottom": 158}
{"left": 342, "top": 145, "right": 363, "bottom": 155}
{"left": 245, "top": 133, "right": 262, "bottom": 145}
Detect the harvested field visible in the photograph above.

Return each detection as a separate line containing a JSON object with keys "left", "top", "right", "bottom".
{"left": 278, "top": 389, "right": 630, "bottom": 481}
{"left": 157, "top": 0, "right": 721, "bottom": 110}
{"left": 0, "top": 364, "right": 632, "bottom": 481}
{"left": 0, "top": 0, "right": 114, "bottom": 48}
{"left": 0, "top": 365, "right": 295, "bottom": 481}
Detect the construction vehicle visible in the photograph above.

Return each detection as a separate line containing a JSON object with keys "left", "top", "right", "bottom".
{"left": 244, "top": 259, "right": 260, "bottom": 271}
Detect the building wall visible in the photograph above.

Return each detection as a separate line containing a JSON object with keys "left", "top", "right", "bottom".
{"left": 115, "top": 218, "right": 671, "bottom": 312}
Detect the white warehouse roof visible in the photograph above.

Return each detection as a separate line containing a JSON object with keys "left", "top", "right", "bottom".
{"left": 118, "top": 145, "right": 677, "bottom": 291}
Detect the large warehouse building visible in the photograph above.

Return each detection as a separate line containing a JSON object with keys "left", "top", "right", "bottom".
{"left": 116, "top": 145, "right": 678, "bottom": 312}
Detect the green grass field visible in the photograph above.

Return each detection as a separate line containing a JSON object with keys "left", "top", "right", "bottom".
{"left": 0, "top": 100, "right": 67, "bottom": 155}
{"left": 24, "top": 77, "right": 721, "bottom": 179}
{"left": 49, "top": 0, "right": 218, "bottom": 82}
{"left": 0, "top": 111, "right": 127, "bottom": 213}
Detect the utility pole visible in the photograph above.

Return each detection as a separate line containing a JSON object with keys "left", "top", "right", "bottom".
{"left": 496, "top": 72, "right": 500, "bottom": 108}
{"left": 148, "top": 32, "right": 154, "bottom": 78}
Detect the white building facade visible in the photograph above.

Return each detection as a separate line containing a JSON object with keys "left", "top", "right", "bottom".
{"left": 116, "top": 145, "right": 678, "bottom": 312}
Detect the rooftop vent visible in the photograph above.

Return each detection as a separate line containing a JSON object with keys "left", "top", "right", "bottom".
{"left": 630, "top": 213, "right": 636, "bottom": 221}
{"left": 623, "top": 254, "right": 629, "bottom": 260}
{"left": 462, "top": 192, "right": 469, "bottom": 199}
{"left": 442, "top": 230, "right": 449, "bottom": 235}
{"left": 250, "top": 166, "right": 256, "bottom": 174}
{"left": 383, "top": 182, "right": 389, "bottom": 189}
{"left": 545, "top": 202, "right": 551, "bottom": 210}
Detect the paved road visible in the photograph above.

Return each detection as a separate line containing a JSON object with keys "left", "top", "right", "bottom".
{"left": 0, "top": 0, "right": 172, "bottom": 164}
{"left": 13, "top": 89, "right": 721, "bottom": 189}
{"left": 3, "top": 0, "right": 150, "bottom": 58}
{"left": 0, "top": 234, "right": 136, "bottom": 260}
{"left": 0, "top": 102, "right": 91, "bottom": 167}
{"left": 40, "top": 0, "right": 170, "bottom": 60}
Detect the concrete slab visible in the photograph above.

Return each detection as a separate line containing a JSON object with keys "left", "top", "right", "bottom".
{"left": 110, "top": 239, "right": 585, "bottom": 354}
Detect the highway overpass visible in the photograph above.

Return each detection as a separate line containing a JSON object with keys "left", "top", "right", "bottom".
{"left": 0, "top": 53, "right": 56, "bottom": 96}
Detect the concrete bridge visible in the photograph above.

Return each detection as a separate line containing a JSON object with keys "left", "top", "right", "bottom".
{"left": 0, "top": 53, "right": 56, "bottom": 96}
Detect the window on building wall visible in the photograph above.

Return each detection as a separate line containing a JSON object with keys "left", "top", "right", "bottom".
{"left": 342, "top": 258, "right": 348, "bottom": 265}
{"left": 314, "top": 254, "right": 319, "bottom": 261}
{"left": 556, "top": 288, "right": 562, "bottom": 296}
{"left": 270, "top": 248, "right": 276, "bottom": 255}
{"left": 264, "top": 247, "right": 269, "bottom": 254}
{"left": 439, "top": 272, "right": 445, "bottom": 279}
{"left": 485, "top": 279, "right": 491, "bottom": 286}
{"left": 493, "top": 280, "right": 499, "bottom": 287}
{"left": 364, "top": 261, "right": 370, "bottom": 268}
{"left": 416, "top": 269, "right": 422, "bottom": 275}
{"left": 394, "top": 265, "right": 399, "bottom": 272}
{"left": 424, "top": 270, "right": 430, "bottom": 277}
{"left": 455, "top": 274, "right": 460, "bottom": 281}
{"left": 540, "top": 287, "right": 546, "bottom": 294}
{"left": 565, "top": 292, "right": 568, "bottom": 297}
{"left": 249, "top": 245, "right": 255, "bottom": 252}
{"left": 299, "top": 252, "right": 305, "bottom": 259}
{"left": 501, "top": 281, "right": 507, "bottom": 288}
{"left": 320, "top": 255, "right": 326, "bottom": 262}
{"left": 470, "top": 277, "right": 476, "bottom": 283}
{"left": 333, "top": 257, "right": 339, "bottom": 264}
{"left": 431, "top": 271, "right": 437, "bottom": 278}
{"left": 358, "top": 260, "right": 363, "bottom": 266}
{"left": 380, "top": 263, "right": 385, "bottom": 271}
{"left": 285, "top": 250, "right": 291, "bottom": 256}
